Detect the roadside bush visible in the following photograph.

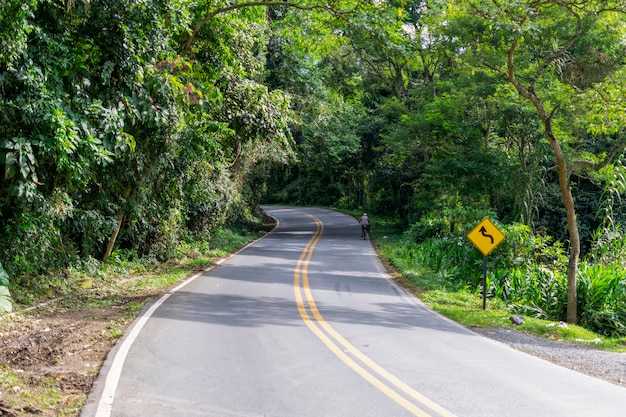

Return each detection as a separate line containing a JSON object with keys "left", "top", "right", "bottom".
{"left": 489, "top": 265, "right": 567, "bottom": 320}
{"left": 588, "top": 224, "right": 626, "bottom": 267}
{"left": 71, "top": 209, "right": 114, "bottom": 257}
{"left": 406, "top": 206, "right": 497, "bottom": 242}
{"left": 1, "top": 194, "right": 78, "bottom": 279}
{"left": 577, "top": 263, "right": 626, "bottom": 337}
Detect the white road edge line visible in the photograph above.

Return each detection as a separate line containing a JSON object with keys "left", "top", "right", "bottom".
{"left": 93, "top": 276, "right": 193, "bottom": 417}
{"left": 91, "top": 224, "right": 275, "bottom": 417}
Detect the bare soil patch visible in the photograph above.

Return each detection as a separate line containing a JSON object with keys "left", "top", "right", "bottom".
{"left": 0, "top": 298, "right": 141, "bottom": 416}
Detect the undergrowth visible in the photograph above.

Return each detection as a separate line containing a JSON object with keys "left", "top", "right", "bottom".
{"left": 9, "top": 225, "right": 265, "bottom": 309}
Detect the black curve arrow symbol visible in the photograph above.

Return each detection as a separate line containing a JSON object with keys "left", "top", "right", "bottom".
{"left": 479, "top": 226, "right": 494, "bottom": 244}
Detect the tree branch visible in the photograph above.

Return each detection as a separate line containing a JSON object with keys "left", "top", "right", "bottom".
{"left": 529, "top": 12, "right": 583, "bottom": 91}
{"left": 183, "top": 1, "right": 343, "bottom": 56}
{"left": 569, "top": 129, "right": 626, "bottom": 176}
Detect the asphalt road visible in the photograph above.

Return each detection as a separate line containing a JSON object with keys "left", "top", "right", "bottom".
{"left": 81, "top": 207, "right": 626, "bottom": 417}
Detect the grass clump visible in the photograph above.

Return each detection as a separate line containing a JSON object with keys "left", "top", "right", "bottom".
{"left": 0, "top": 366, "right": 82, "bottom": 417}
{"left": 421, "top": 290, "right": 625, "bottom": 351}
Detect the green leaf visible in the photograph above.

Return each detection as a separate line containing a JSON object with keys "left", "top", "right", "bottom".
{"left": 0, "top": 263, "right": 8, "bottom": 287}
{"left": 0, "top": 286, "right": 12, "bottom": 313}
{"left": 0, "top": 264, "right": 11, "bottom": 313}
{"left": 4, "top": 152, "right": 16, "bottom": 179}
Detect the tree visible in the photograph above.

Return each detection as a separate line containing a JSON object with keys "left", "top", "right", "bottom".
{"left": 448, "top": 0, "right": 626, "bottom": 323}
{"left": 0, "top": 0, "right": 298, "bottom": 280}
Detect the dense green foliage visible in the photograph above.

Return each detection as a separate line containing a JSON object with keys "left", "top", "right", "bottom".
{"left": 1, "top": 0, "right": 625, "bottom": 334}
{"left": 0, "top": 0, "right": 296, "bottom": 305}
{"left": 264, "top": 0, "right": 626, "bottom": 332}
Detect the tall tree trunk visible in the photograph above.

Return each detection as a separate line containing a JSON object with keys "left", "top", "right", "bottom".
{"left": 507, "top": 60, "right": 580, "bottom": 323}
{"left": 102, "top": 211, "right": 124, "bottom": 262}
{"left": 548, "top": 131, "right": 579, "bottom": 323}
{"left": 499, "top": 6, "right": 626, "bottom": 325}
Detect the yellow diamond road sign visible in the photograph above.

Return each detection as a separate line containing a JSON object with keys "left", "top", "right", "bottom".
{"left": 467, "top": 218, "right": 505, "bottom": 256}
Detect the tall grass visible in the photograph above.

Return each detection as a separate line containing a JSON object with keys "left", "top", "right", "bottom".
{"left": 577, "top": 264, "right": 626, "bottom": 337}
{"left": 489, "top": 265, "right": 567, "bottom": 321}
{"left": 381, "top": 207, "right": 626, "bottom": 337}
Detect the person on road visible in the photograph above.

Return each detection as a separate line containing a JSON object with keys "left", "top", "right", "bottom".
{"left": 359, "top": 213, "right": 370, "bottom": 238}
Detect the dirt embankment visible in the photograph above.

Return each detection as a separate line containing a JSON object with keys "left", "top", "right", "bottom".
{"left": 0, "top": 297, "right": 142, "bottom": 416}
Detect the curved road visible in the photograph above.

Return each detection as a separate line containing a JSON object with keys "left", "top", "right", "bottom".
{"left": 81, "top": 207, "right": 626, "bottom": 417}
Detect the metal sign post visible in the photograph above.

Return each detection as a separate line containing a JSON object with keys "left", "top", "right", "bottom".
{"left": 482, "top": 255, "right": 487, "bottom": 310}
{"left": 467, "top": 218, "right": 505, "bottom": 310}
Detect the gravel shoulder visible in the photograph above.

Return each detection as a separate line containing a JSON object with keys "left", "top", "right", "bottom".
{"left": 472, "top": 327, "right": 626, "bottom": 388}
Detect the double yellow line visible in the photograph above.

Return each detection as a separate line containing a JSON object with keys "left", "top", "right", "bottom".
{"left": 292, "top": 212, "right": 457, "bottom": 417}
